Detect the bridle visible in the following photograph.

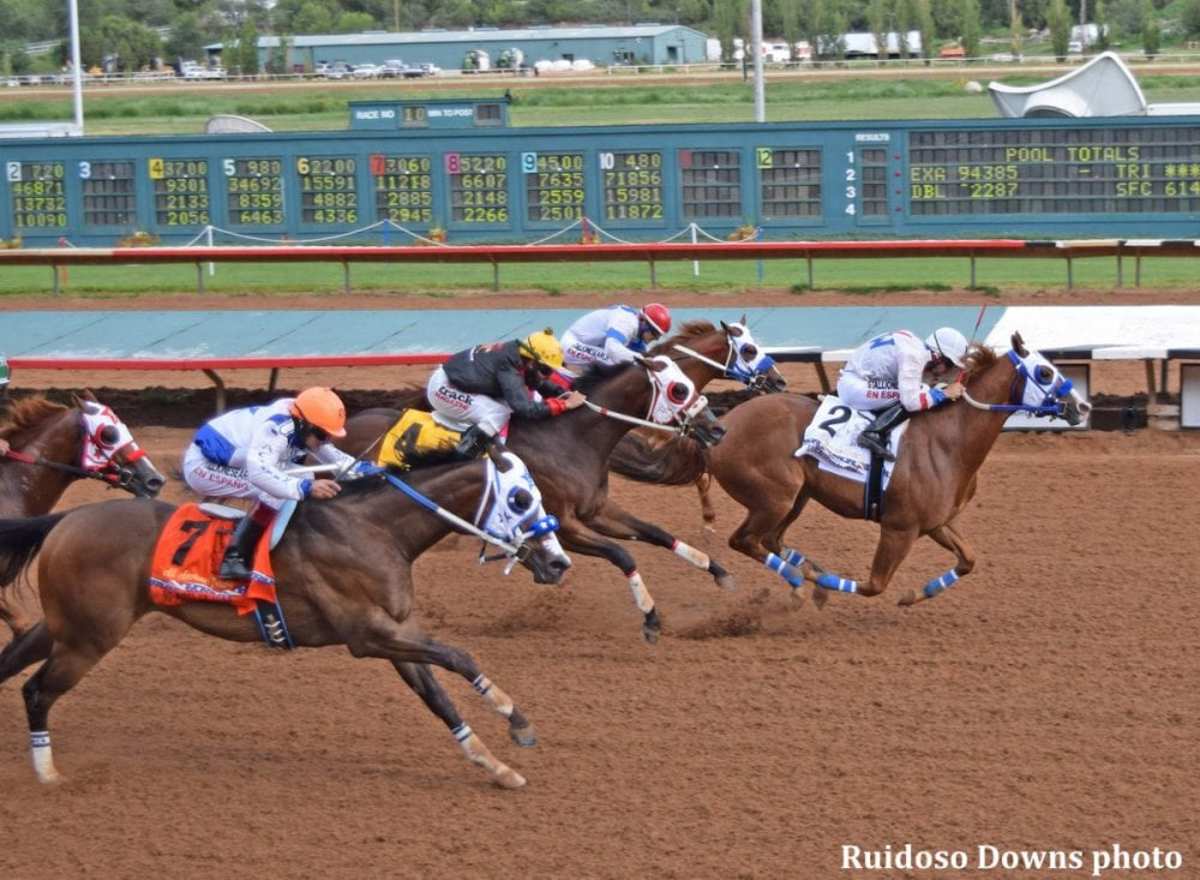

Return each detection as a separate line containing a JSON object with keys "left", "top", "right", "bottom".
{"left": 582, "top": 362, "right": 711, "bottom": 437}
{"left": 671, "top": 325, "right": 779, "bottom": 391}
{"left": 961, "top": 350, "right": 1077, "bottom": 418}
{"left": 2, "top": 409, "right": 146, "bottom": 490}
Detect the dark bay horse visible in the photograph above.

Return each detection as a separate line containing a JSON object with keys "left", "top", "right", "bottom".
{"left": 343, "top": 332, "right": 746, "bottom": 642}
{"left": 609, "top": 333, "right": 1090, "bottom": 606}
{"left": 0, "top": 453, "right": 569, "bottom": 789}
{"left": 0, "top": 393, "right": 165, "bottom": 636}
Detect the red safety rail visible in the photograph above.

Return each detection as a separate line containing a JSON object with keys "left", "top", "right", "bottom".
{"left": 7, "top": 354, "right": 451, "bottom": 370}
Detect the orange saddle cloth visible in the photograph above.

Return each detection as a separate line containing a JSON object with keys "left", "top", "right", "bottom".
{"left": 149, "top": 503, "right": 277, "bottom": 616}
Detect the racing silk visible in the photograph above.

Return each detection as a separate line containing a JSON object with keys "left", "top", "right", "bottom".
{"left": 561, "top": 305, "right": 647, "bottom": 366}
{"left": 441, "top": 340, "right": 568, "bottom": 420}
{"left": 191, "top": 399, "right": 357, "bottom": 500}
{"left": 842, "top": 330, "right": 947, "bottom": 412}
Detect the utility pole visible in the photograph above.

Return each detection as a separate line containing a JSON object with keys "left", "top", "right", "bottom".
{"left": 751, "top": 0, "right": 765, "bottom": 122}
{"left": 1079, "top": 0, "right": 1089, "bottom": 48}
{"left": 394, "top": 0, "right": 401, "bottom": 32}
{"left": 68, "top": 0, "right": 83, "bottom": 133}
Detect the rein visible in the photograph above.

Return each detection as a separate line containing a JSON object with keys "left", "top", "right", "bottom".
{"left": 1, "top": 448, "right": 124, "bottom": 485}
{"left": 582, "top": 399, "right": 681, "bottom": 434}
{"left": 961, "top": 350, "right": 1068, "bottom": 417}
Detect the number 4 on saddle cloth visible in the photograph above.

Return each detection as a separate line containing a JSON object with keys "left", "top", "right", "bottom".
{"left": 377, "top": 409, "right": 463, "bottom": 470}
{"left": 795, "top": 395, "right": 912, "bottom": 523}
{"left": 148, "top": 503, "right": 292, "bottom": 649}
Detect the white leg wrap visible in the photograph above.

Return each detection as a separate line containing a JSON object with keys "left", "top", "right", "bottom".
{"left": 472, "top": 674, "right": 515, "bottom": 718}
{"left": 30, "top": 731, "right": 60, "bottom": 784}
{"left": 672, "top": 540, "right": 711, "bottom": 570}
{"left": 627, "top": 571, "right": 655, "bottom": 614}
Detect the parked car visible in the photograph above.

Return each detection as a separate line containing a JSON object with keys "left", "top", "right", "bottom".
{"left": 418, "top": 63, "right": 441, "bottom": 76}
{"left": 379, "top": 59, "right": 408, "bottom": 78}
{"left": 1068, "top": 40, "right": 1084, "bottom": 54}
{"left": 322, "top": 62, "right": 353, "bottom": 80}
{"left": 352, "top": 63, "right": 382, "bottom": 79}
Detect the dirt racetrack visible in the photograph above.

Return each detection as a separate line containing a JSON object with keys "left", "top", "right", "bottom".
{"left": 1, "top": 294, "right": 1198, "bottom": 879}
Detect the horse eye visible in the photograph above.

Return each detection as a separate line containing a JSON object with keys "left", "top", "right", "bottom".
{"left": 667, "top": 382, "right": 689, "bottom": 404}
{"left": 1036, "top": 365, "right": 1054, "bottom": 384}
{"left": 741, "top": 344, "right": 758, "bottom": 361}
{"left": 98, "top": 425, "right": 120, "bottom": 446}
{"left": 509, "top": 489, "right": 533, "bottom": 514}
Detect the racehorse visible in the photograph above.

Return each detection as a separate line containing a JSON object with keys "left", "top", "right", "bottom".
{"left": 0, "top": 451, "right": 570, "bottom": 789}
{"left": 609, "top": 333, "right": 1090, "bottom": 606}
{"left": 0, "top": 393, "right": 164, "bottom": 636}
{"left": 342, "top": 331, "right": 762, "bottom": 642}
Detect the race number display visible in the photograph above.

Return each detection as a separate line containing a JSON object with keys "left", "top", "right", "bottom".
{"left": 757, "top": 147, "right": 822, "bottom": 219}
{"left": 370, "top": 154, "right": 433, "bottom": 225}
{"left": 909, "top": 126, "right": 1200, "bottom": 214}
{"left": 7, "top": 161, "right": 67, "bottom": 229}
{"left": 151, "top": 158, "right": 210, "bottom": 227}
{"left": 679, "top": 149, "right": 741, "bottom": 218}
{"left": 447, "top": 153, "right": 508, "bottom": 224}
{"left": 859, "top": 148, "right": 889, "bottom": 217}
{"left": 600, "top": 151, "right": 664, "bottom": 222}
{"left": 297, "top": 155, "right": 358, "bottom": 225}
{"left": 80, "top": 160, "right": 136, "bottom": 227}
{"left": 522, "top": 152, "right": 584, "bottom": 222}
{"left": 224, "top": 157, "right": 284, "bottom": 226}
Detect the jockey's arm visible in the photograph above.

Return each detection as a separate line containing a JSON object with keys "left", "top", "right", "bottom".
{"left": 896, "top": 345, "right": 949, "bottom": 412}
{"left": 312, "top": 440, "right": 365, "bottom": 476}
{"left": 602, "top": 312, "right": 642, "bottom": 364}
{"left": 246, "top": 420, "right": 312, "bottom": 500}
{"left": 498, "top": 368, "right": 564, "bottom": 419}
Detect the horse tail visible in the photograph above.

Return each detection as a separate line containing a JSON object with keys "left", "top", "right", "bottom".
{"left": 609, "top": 432, "right": 707, "bottom": 486}
{"left": 0, "top": 513, "right": 67, "bottom": 588}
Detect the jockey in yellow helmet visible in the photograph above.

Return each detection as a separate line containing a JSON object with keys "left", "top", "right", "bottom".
{"left": 426, "top": 329, "right": 587, "bottom": 459}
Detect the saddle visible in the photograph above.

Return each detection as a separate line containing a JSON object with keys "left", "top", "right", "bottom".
{"left": 377, "top": 409, "right": 464, "bottom": 470}
{"left": 148, "top": 503, "right": 291, "bottom": 648}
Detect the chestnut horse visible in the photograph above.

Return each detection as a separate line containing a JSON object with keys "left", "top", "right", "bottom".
{"left": 343, "top": 322, "right": 773, "bottom": 643}
{"left": 0, "top": 393, "right": 165, "bottom": 636}
{"left": 0, "top": 451, "right": 569, "bottom": 789}
{"left": 609, "top": 333, "right": 1090, "bottom": 606}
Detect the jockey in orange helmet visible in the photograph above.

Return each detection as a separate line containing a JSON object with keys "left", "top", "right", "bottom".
{"left": 560, "top": 303, "right": 672, "bottom": 373}
{"left": 182, "top": 387, "right": 365, "bottom": 580}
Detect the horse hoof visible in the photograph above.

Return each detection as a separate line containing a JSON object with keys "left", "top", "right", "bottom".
{"left": 509, "top": 723, "right": 538, "bottom": 748}
{"left": 642, "top": 624, "right": 660, "bottom": 644}
{"left": 493, "top": 766, "right": 527, "bottom": 789}
{"left": 811, "top": 588, "right": 828, "bottom": 611}
{"left": 898, "top": 590, "right": 917, "bottom": 608}
{"left": 715, "top": 572, "right": 736, "bottom": 592}
{"left": 789, "top": 586, "right": 805, "bottom": 606}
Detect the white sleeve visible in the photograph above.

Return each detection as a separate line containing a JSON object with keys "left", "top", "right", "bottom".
{"left": 313, "top": 441, "right": 359, "bottom": 473}
{"left": 602, "top": 311, "right": 640, "bottom": 364}
{"left": 896, "top": 340, "right": 936, "bottom": 411}
{"left": 246, "top": 419, "right": 309, "bottom": 500}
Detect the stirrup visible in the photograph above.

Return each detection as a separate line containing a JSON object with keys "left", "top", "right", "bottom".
{"left": 858, "top": 432, "right": 895, "bottom": 462}
{"left": 218, "top": 551, "right": 252, "bottom": 582}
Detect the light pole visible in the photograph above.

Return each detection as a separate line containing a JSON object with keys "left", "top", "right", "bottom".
{"left": 68, "top": 0, "right": 83, "bottom": 133}
{"left": 751, "top": 0, "right": 764, "bottom": 122}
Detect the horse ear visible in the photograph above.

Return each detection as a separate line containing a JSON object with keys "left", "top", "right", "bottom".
{"left": 1011, "top": 332, "right": 1029, "bottom": 357}
{"left": 486, "top": 444, "right": 511, "bottom": 472}
{"left": 82, "top": 389, "right": 98, "bottom": 402}
{"left": 69, "top": 393, "right": 83, "bottom": 409}
{"left": 719, "top": 320, "right": 731, "bottom": 334}
{"left": 638, "top": 355, "right": 668, "bottom": 373}
{"left": 739, "top": 313, "right": 747, "bottom": 325}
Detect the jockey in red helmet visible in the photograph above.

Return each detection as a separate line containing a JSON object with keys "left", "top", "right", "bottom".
{"left": 560, "top": 303, "right": 673, "bottom": 373}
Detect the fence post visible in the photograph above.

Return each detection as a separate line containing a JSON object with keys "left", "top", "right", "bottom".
{"left": 1066, "top": 257, "right": 1073, "bottom": 290}
{"left": 51, "top": 265, "right": 60, "bottom": 296}
{"left": 649, "top": 257, "right": 657, "bottom": 289}
{"left": 196, "top": 262, "right": 205, "bottom": 295}
{"left": 1135, "top": 254, "right": 1142, "bottom": 287}
{"left": 691, "top": 223, "right": 700, "bottom": 277}
{"left": 206, "top": 225, "right": 215, "bottom": 278}
{"left": 1117, "top": 247, "right": 1124, "bottom": 287}
{"left": 492, "top": 260, "right": 500, "bottom": 292}
{"left": 969, "top": 255, "right": 977, "bottom": 289}
{"left": 343, "top": 261, "right": 351, "bottom": 295}
{"left": 806, "top": 255, "right": 813, "bottom": 289}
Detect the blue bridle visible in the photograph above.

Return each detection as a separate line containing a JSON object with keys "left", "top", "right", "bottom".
{"left": 968, "top": 350, "right": 1075, "bottom": 417}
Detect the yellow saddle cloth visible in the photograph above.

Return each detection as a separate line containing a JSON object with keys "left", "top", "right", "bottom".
{"left": 377, "top": 409, "right": 462, "bottom": 470}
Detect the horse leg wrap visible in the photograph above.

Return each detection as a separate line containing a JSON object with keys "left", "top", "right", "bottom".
{"left": 782, "top": 548, "right": 806, "bottom": 569}
{"left": 472, "top": 674, "right": 515, "bottom": 718}
{"left": 627, "top": 571, "right": 655, "bottom": 614}
{"left": 816, "top": 572, "right": 859, "bottom": 594}
{"left": 923, "top": 568, "right": 961, "bottom": 599}
{"left": 764, "top": 553, "right": 803, "bottom": 589}
{"left": 29, "top": 730, "right": 59, "bottom": 784}
{"left": 672, "top": 540, "right": 711, "bottom": 570}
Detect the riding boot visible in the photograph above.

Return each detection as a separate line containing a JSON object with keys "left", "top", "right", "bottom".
{"left": 454, "top": 424, "right": 493, "bottom": 460}
{"left": 857, "top": 403, "right": 910, "bottom": 462}
{"left": 218, "top": 514, "right": 267, "bottom": 582}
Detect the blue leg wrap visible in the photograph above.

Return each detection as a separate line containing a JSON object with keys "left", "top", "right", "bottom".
{"left": 923, "top": 568, "right": 961, "bottom": 599}
{"left": 816, "top": 572, "right": 859, "bottom": 593}
{"left": 782, "top": 548, "right": 806, "bottom": 568}
{"left": 764, "top": 552, "right": 803, "bottom": 588}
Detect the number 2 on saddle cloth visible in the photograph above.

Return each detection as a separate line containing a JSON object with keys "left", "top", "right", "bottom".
{"left": 148, "top": 503, "right": 278, "bottom": 615}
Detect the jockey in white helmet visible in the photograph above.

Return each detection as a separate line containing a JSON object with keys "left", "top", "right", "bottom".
{"left": 560, "top": 303, "right": 672, "bottom": 373}
{"left": 837, "top": 326, "right": 970, "bottom": 461}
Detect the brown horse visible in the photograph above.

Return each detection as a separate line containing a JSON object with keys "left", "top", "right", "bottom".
{"left": 343, "top": 323, "right": 766, "bottom": 643}
{"left": 609, "top": 333, "right": 1090, "bottom": 606}
{"left": 0, "top": 452, "right": 569, "bottom": 789}
{"left": 0, "top": 393, "right": 165, "bottom": 636}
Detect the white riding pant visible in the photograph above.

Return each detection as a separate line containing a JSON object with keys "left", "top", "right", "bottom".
{"left": 182, "top": 444, "right": 287, "bottom": 510}
{"left": 836, "top": 372, "right": 900, "bottom": 412}
{"left": 426, "top": 366, "right": 513, "bottom": 437}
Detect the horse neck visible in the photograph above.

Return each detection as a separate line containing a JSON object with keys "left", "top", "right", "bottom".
{"left": 569, "top": 366, "right": 656, "bottom": 456}
{"left": 668, "top": 331, "right": 728, "bottom": 392}
{"left": 949, "top": 356, "right": 1019, "bottom": 474}
{"left": 366, "top": 462, "right": 491, "bottom": 559}
{"left": 0, "top": 410, "right": 80, "bottom": 517}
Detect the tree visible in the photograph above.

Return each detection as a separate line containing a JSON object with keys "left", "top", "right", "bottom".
{"left": 268, "top": 35, "right": 291, "bottom": 73}
{"left": 1048, "top": 0, "right": 1071, "bottom": 58}
{"left": 87, "top": 15, "right": 163, "bottom": 70}
{"left": 292, "top": 0, "right": 336, "bottom": 34}
{"left": 780, "top": 0, "right": 803, "bottom": 59}
{"left": 1009, "top": 0, "right": 1023, "bottom": 57}
{"left": 1182, "top": 0, "right": 1200, "bottom": 36}
{"left": 336, "top": 10, "right": 378, "bottom": 31}
{"left": 915, "top": 0, "right": 936, "bottom": 60}
{"left": 165, "top": 12, "right": 206, "bottom": 62}
{"left": 814, "top": 0, "right": 847, "bottom": 58}
{"left": 237, "top": 19, "right": 260, "bottom": 75}
{"left": 867, "top": 0, "right": 889, "bottom": 59}
{"left": 1094, "top": 0, "right": 1111, "bottom": 49}
{"left": 960, "top": 0, "right": 981, "bottom": 57}
{"left": 713, "top": 0, "right": 740, "bottom": 61}
{"left": 1141, "top": 0, "right": 1160, "bottom": 55}
{"left": 930, "top": 0, "right": 962, "bottom": 38}
{"left": 428, "top": 0, "right": 476, "bottom": 27}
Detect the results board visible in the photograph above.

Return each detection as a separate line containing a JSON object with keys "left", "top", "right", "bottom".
{"left": 3, "top": 116, "right": 1200, "bottom": 244}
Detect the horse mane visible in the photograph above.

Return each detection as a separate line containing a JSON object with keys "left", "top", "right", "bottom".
{"left": 0, "top": 397, "right": 70, "bottom": 440}
{"left": 652, "top": 320, "right": 717, "bottom": 353}
{"left": 571, "top": 362, "right": 629, "bottom": 396}
{"left": 961, "top": 343, "right": 999, "bottom": 380}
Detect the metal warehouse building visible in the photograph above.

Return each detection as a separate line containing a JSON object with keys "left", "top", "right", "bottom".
{"left": 217, "top": 25, "right": 709, "bottom": 72}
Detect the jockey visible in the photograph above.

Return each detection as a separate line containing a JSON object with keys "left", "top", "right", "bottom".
{"left": 182, "top": 387, "right": 361, "bottom": 580}
{"left": 838, "top": 327, "right": 969, "bottom": 461}
{"left": 427, "top": 329, "right": 587, "bottom": 459}
{"left": 560, "top": 303, "right": 672, "bottom": 373}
